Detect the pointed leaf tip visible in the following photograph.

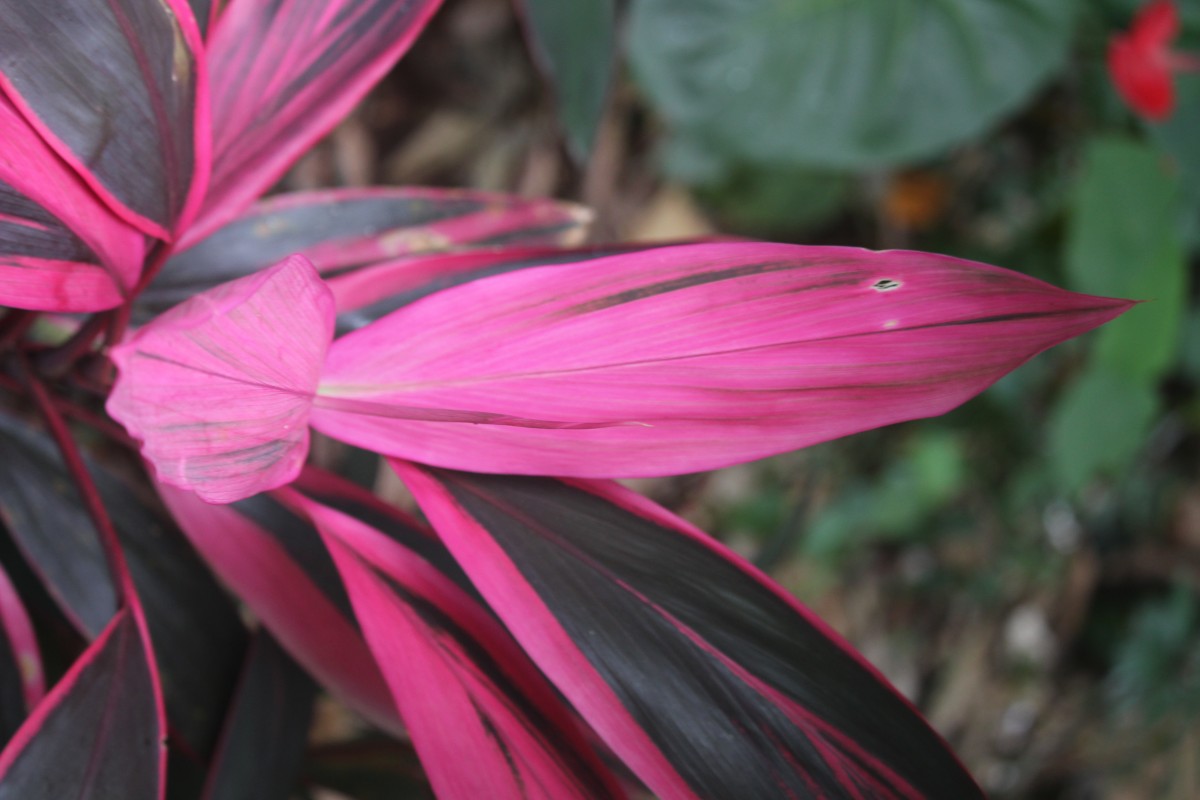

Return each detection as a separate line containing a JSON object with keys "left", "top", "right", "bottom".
{"left": 314, "top": 243, "right": 1133, "bottom": 479}
{"left": 108, "top": 256, "right": 334, "bottom": 503}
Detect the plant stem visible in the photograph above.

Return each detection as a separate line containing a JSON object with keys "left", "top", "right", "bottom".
{"left": 33, "top": 313, "right": 112, "bottom": 379}
{"left": 0, "top": 310, "right": 36, "bottom": 350}
{"left": 106, "top": 240, "right": 173, "bottom": 347}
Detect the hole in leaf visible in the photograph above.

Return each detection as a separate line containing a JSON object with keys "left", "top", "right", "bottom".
{"left": 872, "top": 278, "right": 902, "bottom": 292}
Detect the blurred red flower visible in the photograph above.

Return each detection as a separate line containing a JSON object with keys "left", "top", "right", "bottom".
{"left": 1109, "top": 0, "right": 1181, "bottom": 120}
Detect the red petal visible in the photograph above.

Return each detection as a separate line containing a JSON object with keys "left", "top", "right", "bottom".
{"left": 1132, "top": 0, "right": 1180, "bottom": 48}
{"left": 1109, "top": 37, "right": 1176, "bottom": 120}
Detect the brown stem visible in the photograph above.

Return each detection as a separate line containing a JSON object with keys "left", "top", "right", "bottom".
{"left": 32, "top": 313, "right": 112, "bottom": 379}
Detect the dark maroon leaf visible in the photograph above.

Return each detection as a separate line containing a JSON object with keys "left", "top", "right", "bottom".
{"left": 0, "top": 0, "right": 207, "bottom": 238}
{"left": 0, "top": 411, "right": 246, "bottom": 758}
{"left": 0, "top": 94, "right": 147, "bottom": 311}
{"left": 299, "top": 488, "right": 625, "bottom": 799}
{"left": 188, "top": 0, "right": 216, "bottom": 38}
{"left": 158, "top": 486, "right": 399, "bottom": 733}
{"left": 399, "top": 466, "right": 983, "bottom": 799}
{"left": 0, "top": 610, "right": 162, "bottom": 799}
{"left": 143, "top": 189, "right": 588, "bottom": 317}
{"left": 202, "top": 632, "right": 315, "bottom": 800}
{"left": 195, "top": 0, "right": 444, "bottom": 235}
{"left": 0, "top": 628, "right": 24, "bottom": 746}
{"left": 329, "top": 242, "right": 679, "bottom": 332}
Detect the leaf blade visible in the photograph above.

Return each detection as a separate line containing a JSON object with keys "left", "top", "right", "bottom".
{"left": 158, "top": 484, "right": 401, "bottom": 734}
{"left": 148, "top": 188, "right": 590, "bottom": 315}
{"left": 196, "top": 0, "right": 445, "bottom": 237}
{"left": 0, "top": 410, "right": 246, "bottom": 758}
{"left": 629, "top": 0, "right": 1074, "bottom": 168}
{"left": 293, "top": 490, "right": 625, "bottom": 800}
{"left": 397, "top": 463, "right": 983, "bottom": 799}
{"left": 0, "top": 94, "right": 146, "bottom": 311}
{"left": 312, "top": 243, "right": 1131, "bottom": 478}
{"left": 0, "top": 610, "right": 163, "bottom": 800}
{"left": 0, "top": 0, "right": 208, "bottom": 238}
{"left": 516, "top": 0, "right": 617, "bottom": 161}
{"left": 201, "top": 632, "right": 316, "bottom": 800}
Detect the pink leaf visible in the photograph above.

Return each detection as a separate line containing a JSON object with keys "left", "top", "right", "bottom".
{"left": 193, "top": 0, "right": 445, "bottom": 240}
{"left": 330, "top": 241, "right": 682, "bottom": 330}
{"left": 108, "top": 256, "right": 333, "bottom": 503}
{"left": 0, "top": 0, "right": 209, "bottom": 239}
{"left": 0, "top": 93, "right": 146, "bottom": 311}
{"left": 312, "top": 243, "right": 1132, "bottom": 478}
{"left": 158, "top": 483, "right": 401, "bottom": 733}
{"left": 293, "top": 491, "right": 625, "bottom": 799}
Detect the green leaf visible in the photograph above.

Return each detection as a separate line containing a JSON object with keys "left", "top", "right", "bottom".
{"left": 1091, "top": 238, "right": 1186, "bottom": 383}
{"left": 1047, "top": 365, "right": 1158, "bottom": 491}
{"left": 1066, "top": 138, "right": 1182, "bottom": 297}
{"left": 519, "top": 0, "right": 616, "bottom": 162}
{"left": 1066, "top": 137, "right": 1186, "bottom": 383}
{"left": 694, "top": 161, "right": 851, "bottom": 236}
{"left": 1151, "top": 73, "right": 1200, "bottom": 243}
{"left": 804, "top": 431, "right": 966, "bottom": 560}
{"left": 628, "top": 0, "right": 1075, "bottom": 168}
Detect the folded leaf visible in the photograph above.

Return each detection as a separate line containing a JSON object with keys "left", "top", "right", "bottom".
{"left": 289, "top": 489, "right": 625, "bottom": 800}
{"left": 396, "top": 464, "right": 984, "bottom": 799}
{"left": 0, "top": 0, "right": 208, "bottom": 238}
{"left": 195, "top": 0, "right": 444, "bottom": 238}
{"left": 0, "top": 409, "right": 246, "bottom": 758}
{"left": 158, "top": 484, "right": 400, "bottom": 734}
{"left": 201, "top": 632, "right": 315, "bottom": 800}
{"left": 109, "top": 256, "right": 334, "bottom": 503}
{"left": 312, "top": 243, "right": 1132, "bottom": 478}
{"left": 0, "top": 93, "right": 146, "bottom": 311}
{"left": 0, "top": 609, "right": 163, "bottom": 799}
{"left": 0, "top": 563, "right": 42, "bottom": 743}
{"left": 147, "top": 188, "right": 590, "bottom": 315}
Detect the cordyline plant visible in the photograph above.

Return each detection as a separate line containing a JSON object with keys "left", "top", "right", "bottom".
{"left": 0, "top": 1, "right": 1130, "bottom": 798}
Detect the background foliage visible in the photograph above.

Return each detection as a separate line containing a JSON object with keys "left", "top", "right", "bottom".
{"left": 517, "top": 0, "right": 1197, "bottom": 795}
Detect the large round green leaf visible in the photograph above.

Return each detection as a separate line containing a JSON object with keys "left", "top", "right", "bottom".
{"left": 629, "top": 0, "right": 1076, "bottom": 168}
